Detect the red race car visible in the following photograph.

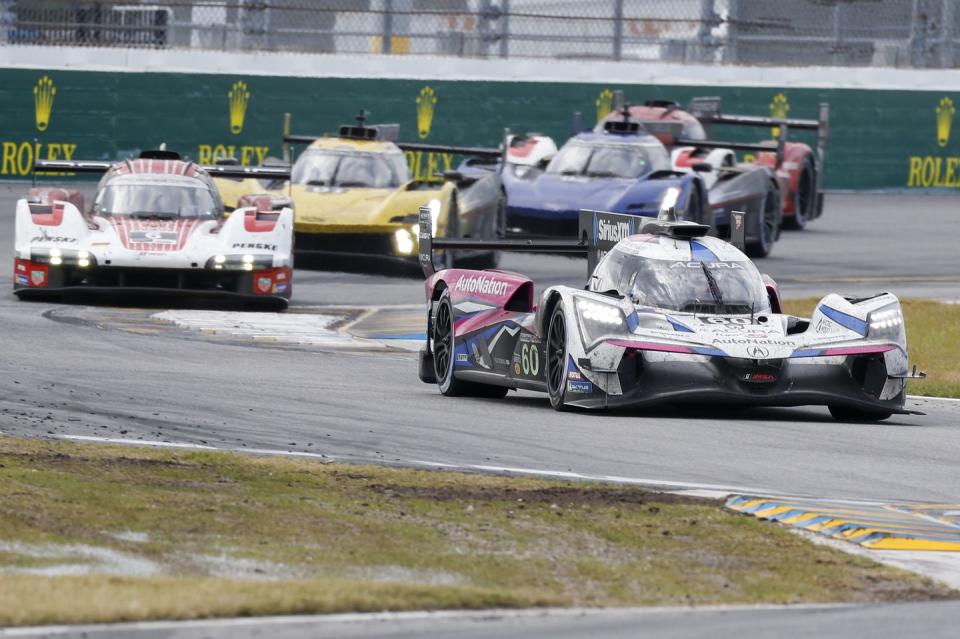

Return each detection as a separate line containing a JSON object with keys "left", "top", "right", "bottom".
{"left": 597, "top": 95, "right": 829, "bottom": 231}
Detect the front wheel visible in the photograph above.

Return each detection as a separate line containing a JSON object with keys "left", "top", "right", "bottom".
{"left": 545, "top": 301, "right": 569, "bottom": 411}
{"left": 828, "top": 405, "right": 892, "bottom": 422}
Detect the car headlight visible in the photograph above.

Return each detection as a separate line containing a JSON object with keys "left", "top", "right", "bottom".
{"left": 30, "top": 247, "right": 95, "bottom": 268}
{"left": 394, "top": 227, "right": 415, "bottom": 255}
{"left": 575, "top": 297, "right": 626, "bottom": 345}
{"left": 867, "top": 303, "right": 904, "bottom": 341}
{"left": 207, "top": 254, "right": 273, "bottom": 271}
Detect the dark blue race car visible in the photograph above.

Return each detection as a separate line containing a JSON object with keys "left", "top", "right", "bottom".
{"left": 462, "top": 119, "right": 710, "bottom": 241}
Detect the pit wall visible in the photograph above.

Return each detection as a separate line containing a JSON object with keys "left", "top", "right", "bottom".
{"left": 1, "top": 46, "right": 959, "bottom": 190}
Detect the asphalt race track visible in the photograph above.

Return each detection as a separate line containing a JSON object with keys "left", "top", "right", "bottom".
{"left": 2, "top": 185, "right": 960, "bottom": 637}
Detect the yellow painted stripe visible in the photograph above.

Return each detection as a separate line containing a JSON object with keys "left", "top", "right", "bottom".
{"left": 863, "top": 537, "right": 960, "bottom": 551}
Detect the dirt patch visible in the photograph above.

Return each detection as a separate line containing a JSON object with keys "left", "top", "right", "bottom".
{"left": 364, "top": 483, "right": 714, "bottom": 507}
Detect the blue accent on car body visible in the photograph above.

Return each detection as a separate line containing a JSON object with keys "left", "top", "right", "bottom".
{"left": 692, "top": 346, "right": 727, "bottom": 356}
{"left": 790, "top": 348, "right": 825, "bottom": 358}
{"left": 690, "top": 240, "right": 720, "bottom": 262}
{"left": 667, "top": 316, "right": 695, "bottom": 332}
{"left": 819, "top": 306, "right": 869, "bottom": 336}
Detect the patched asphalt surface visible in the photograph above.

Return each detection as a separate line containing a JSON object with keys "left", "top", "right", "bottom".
{"left": 2, "top": 184, "right": 960, "bottom": 637}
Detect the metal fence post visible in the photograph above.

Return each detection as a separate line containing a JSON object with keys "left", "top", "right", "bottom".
{"left": 382, "top": 0, "right": 393, "bottom": 54}
{"left": 942, "top": 0, "right": 954, "bottom": 68}
{"left": 612, "top": 0, "right": 623, "bottom": 61}
{"left": 500, "top": 0, "right": 510, "bottom": 58}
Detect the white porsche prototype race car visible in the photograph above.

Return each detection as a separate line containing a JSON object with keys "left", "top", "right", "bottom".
{"left": 14, "top": 151, "right": 294, "bottom": 309}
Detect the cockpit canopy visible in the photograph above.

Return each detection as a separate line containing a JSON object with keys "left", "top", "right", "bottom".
{"left": 590, "top": 242, "right": 772, "bottom": 315}
{"left": 93, "top": 174, "right": 222, "bottom": 220}
{"left": 291, "top": 147, "right": 409, "bottom": 189}
{"left": 546, "top": 138, "right": 670, "bottom": 180}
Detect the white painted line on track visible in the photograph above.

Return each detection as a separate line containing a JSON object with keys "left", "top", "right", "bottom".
{"left": 0, "top": 603, "right": 856, "bottom": 637}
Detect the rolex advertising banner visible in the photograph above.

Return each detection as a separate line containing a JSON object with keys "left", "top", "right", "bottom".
{"left": 0, "top": 67, "right": 955, "bottom": 190}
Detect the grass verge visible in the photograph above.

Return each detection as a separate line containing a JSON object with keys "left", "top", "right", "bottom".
{"left": 0, "top": 436, "right": 954, "bottom": 626}
{"left": 781, "top": 298, "right": 960, "bottom": 399}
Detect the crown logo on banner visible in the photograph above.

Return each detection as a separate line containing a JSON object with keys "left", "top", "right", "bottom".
{"left": 936, "top": 96, "right": 955, "bottom": 147}
{"left": 34, "top": 76, "right": 56, "bottom": 132}
{"left": 416, "top": 86, "right": 437, "bottom": 139}
{"left": 596, "top": 89, "right": 614, "bottom": 124}
{"left": 769, "top": 93, "right": 789, "bottom": 138}
{"left": 228, "top": 81, "right": 250, "bottom": 135}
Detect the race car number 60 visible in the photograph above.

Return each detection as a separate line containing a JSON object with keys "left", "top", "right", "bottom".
{"left": 521, "top": 343, "right": 539, "bottom": 376}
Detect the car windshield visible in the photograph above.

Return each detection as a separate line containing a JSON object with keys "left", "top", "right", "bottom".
{"left": 546, "top": 140, "right": 668, "bottom": 179}
{"left": 291, "top": 149, "right": 408, "bottom": 188}
{"left": 94, "top": 182, "right": 219, "bottom": 219}
{"left": 591, "top": 245, "right": 771, "bottom": 314}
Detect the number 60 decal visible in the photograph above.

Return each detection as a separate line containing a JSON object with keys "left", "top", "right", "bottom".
{"left": 521, "top": 343, "right": 540, "bottom": 376}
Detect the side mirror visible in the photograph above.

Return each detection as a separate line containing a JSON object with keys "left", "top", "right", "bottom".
{"left": 537, "top": 157, "right": 551, "bottom": 169}
{"left": 215, "top": 156, "right": 240, "bottom": 166}
{"left": 692, "top": 162, "right": 712, "bottom": 173}
{"left": 443, "top": 170, "right": 464, "bottom": 182}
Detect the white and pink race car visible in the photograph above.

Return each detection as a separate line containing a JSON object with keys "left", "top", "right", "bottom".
{"left": 14, "top": 150, "right": 294, "bottom": 309}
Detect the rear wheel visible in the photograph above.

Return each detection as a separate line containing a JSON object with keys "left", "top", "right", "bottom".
{"left": 433, "top": 290, "right": 508, "bottom": 399}
{"left": 745, "top": 184, "right": 780, "bottom": 258}
{"left": 545, "top": 302, "right": 569, "bottom": 411}
{"left": 783, "top": 155, "right": 815, "bottom": 230}
{"left": 828, "top": 404, "right": 892, "bottom": 422}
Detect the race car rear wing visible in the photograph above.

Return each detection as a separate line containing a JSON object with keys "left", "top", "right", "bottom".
{"left": 687, "top": 95, "right": 830, "bottom": 173}
{"left": 419, "top": 207, "right": 739, "bottom": 278}
{"left": 34, "top": 159, "right": 291, "bottom": 181}
{"left": 281, "top": 112, "right": 507, "bottom": 167}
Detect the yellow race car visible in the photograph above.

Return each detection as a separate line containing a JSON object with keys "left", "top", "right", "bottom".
{"left": 214, "top": 114, "right": 506, "bottom": 269}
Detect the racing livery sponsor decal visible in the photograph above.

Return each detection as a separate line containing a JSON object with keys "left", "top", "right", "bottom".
{"left": 233, "top": 242, "right": 277, "bottom": 251}
{"left": 453, "top": 274, "right": 508, "bottom": 297}
{"left": 16, "top": 274, "right": 29, "bottom": 286}
{"left": 130, "top": 230, "right": 178, "bottom": 245}
{"left": 256, "top": 276, "right": 272, "bottom": 294}
{"left": 30, "top": 228, "right": 77, "bottom": 244}
{"left": 672, "top": 261, "right": 743, "bottom": 269}
{"left": 567, "top": 380, "right": 593, "bottom": 394}
{"left": 456, "top": 353, "right": 469, "bottom": 362}
{"left": 597, "top": 218, "right": 632, "bottom": 243}
{"left": 109, "top": 218, "right": 200, "bottom": 252}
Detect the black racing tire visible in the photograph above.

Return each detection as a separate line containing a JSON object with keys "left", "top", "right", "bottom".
{"left": 545, "top": 301, "right": 569, "bottom": 411}
{"left": 782, "top": 155, "right": 815, "bottom": 231}
{"left": 828, "top": 404, "right": 893, "bottom": 423}
{"left": 745, "top": 184, "right": 781, "bottom": 259}
{"left": 433, "top": 289, "right": 508, "bottom": 399}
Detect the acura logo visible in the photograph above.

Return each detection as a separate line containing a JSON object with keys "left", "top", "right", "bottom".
{"left": 748, "top": 345, "right": 769, "bottom": 359}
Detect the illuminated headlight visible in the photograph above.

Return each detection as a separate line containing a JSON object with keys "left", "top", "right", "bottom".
{"left": 575, "top": 297, "right": 626, "bottom": 345}
{"left": 49, "top": 248, "right": 62, "bottom": 258}
{"left": 77, "top": 258, "right": 90, "bottom": 268}
{"left": 867, "top": 303, "right": 904, "bottom": 340}
{"left": 49, "top": 256, "right": 63, "bottom": 266}
{"left": 659, "top": 187, "right": 680, "bottom": 213}
{"left": 394, "top": 228, "right": 415, "bottom": 255}
{"left": 206, "top": 254, "right": 272, "bottom": 271}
